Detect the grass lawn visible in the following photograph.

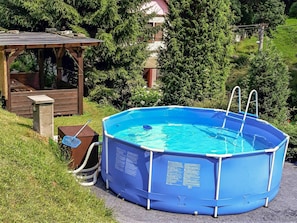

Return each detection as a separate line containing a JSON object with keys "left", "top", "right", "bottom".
{"left": 0, "top": 99, "right": 118, "bottom": 222}
{"left": 272, "top": 18, "right": 297, "bottom": 66}
{"left": 228, "top": 18, "right": 297, "bottom": 96}
{"left": 54, "top": 98, "right": 118, "bottom": 136}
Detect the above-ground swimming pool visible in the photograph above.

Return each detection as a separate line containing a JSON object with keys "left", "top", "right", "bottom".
{"left": 101, "top": 106, "right": 289, "bottom": 217}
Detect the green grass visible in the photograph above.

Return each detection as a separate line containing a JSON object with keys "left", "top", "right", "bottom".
{"left": 272, "top": 19, "right": 297, "bottom": 104}
{"left": 54, "top": 98, "right": 118, "bottom": 135}
{"left": 234, "top": 36, "right": 259, "bottom": 55}
{"left": 0, "top": 99, "right": 118, "bottom": 222}
{"left": 229, "top": 18, "right": 297, "bottom": 92}
{"left": 272, "top": 18, "right": 297, "bottom": 66}
{"left": 232, "top": 18, "right": 297, "bottom": 66}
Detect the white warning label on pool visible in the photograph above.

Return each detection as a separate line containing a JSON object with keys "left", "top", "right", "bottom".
{"left": 115, "top": 147, "right": 138, "bottom": 177}
{"left": 166, "top": 161, "right": 200, "bottom": 188}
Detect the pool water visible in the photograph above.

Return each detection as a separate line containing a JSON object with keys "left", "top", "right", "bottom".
{"left": 113, "top": 123, "right": 274, "bottom": 155}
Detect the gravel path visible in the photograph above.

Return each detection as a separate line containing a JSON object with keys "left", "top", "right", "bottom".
{"left": 91, "top": 162, "right": 297, "bottom": 223}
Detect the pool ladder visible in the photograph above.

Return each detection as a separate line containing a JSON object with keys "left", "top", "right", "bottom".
{"left": 222, "top": 86, "right": 258, "bottom": 135}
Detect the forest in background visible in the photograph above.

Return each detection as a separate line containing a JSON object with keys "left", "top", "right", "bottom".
{"left": 1, "top": 0, "right": 297, "bottom": 160}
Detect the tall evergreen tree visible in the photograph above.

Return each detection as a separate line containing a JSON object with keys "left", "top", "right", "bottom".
{"left": 0, "top": 0, "right": 81, "bottom": 31}
{"left": 84, "top": 0, "right": 156, "bottom": 109}
{"left": 247, "top": 41, "right": 290, "bottom": 123}
{"left": 158, "top": 0, "right": 233, "bottom": 105}
{"left": 254, "top": 0, "right": 286, "bottom": 31}
{"left": 237, "top": 0, "right": 286, "bottom": 31}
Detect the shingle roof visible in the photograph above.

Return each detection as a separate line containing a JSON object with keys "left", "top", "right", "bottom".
{"left": 0, "top": 31, "right": 102, "bottom": 50}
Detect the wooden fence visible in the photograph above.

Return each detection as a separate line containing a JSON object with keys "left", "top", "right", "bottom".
{"left": 10, "top": 89, "right": 78, "bottom": 118}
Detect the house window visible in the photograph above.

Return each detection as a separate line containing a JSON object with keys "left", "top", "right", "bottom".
{"left": 148, "top": 22, "right": 163, "bottom": 42}
{"left": 154, "top": 23, "right": 163, "bottom": 41}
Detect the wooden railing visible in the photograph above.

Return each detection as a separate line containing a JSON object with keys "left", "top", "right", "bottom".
{"left": 11, "top": 89, "right": 78, "bottom": 118}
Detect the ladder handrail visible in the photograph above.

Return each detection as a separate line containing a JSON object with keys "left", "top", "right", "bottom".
{"left": 226, "top": 86, "right": 241, "bottom": 115}
{"left": 222, "top": 86, "right": 241, "bottom": 128}
{"left": 222, "top": 86, "right": 258, "bottom": 134}
{"left": 239, "top": 89, "right": 258, "bottom": 133}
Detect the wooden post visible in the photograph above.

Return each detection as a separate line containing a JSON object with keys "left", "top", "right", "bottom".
{"left": 53, "top": 48, "right": 65, "bottom": 88}
{"left": 0, "top": 50, "right": 8, "bottom": 100}
{"left": 5, "top": 49, "right": 24, "bottom": 111}
{"left": 147, "top": 69, "right": 153, "bottom": 88}
{"left": 77, "top": 49, "right": 83, "bottom": 115}
{"left": 258, "top": 23, "right": 267, "bottom": 52}
{"left": 68, "top": 47, "right": 84, "bottom": 115}
{"left": 38, "top": 49, "right": 45, "bottom": 89}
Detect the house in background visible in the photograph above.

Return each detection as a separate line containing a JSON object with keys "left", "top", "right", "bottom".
{"left": 142, "top": 0, "right": 168, "bottom": 88}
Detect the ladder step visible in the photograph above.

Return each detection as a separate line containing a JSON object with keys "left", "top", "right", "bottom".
{"left": 225, "top": 114, "right": 244, "bottom": 122}
{"left": 239, "top": 111, "right": 258, "bottom": 118}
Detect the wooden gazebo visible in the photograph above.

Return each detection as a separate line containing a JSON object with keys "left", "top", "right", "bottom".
{"left": 0, "top": 31, "right": 102, "bottom": 117}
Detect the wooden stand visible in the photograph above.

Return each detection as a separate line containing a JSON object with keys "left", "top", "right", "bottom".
{"left": 58, "top": 125, "right": 99, "bottom": 170}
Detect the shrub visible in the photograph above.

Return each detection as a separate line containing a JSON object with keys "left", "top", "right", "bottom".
{"left": 289, "top": 2, "right": 297, "bottom": 18}
{"left": 10, "top": 51, "right": 37, "bottom": 72}
{"left": 276, "top": 122, "right": 297, "bottom": 162}
{"left": 88, "top": 85, "right": 118, "bottom": 105}
{"left": 232, "top": 54, "right": 250, "bottom": 68}
{"left": 247, "top": 40, "right": 290, "bottom": 123}
{"left": 129, "top": 86, "right": 162, "bottom": 107}
{"left": 192, "top": 97, "right": 228, "bottom": 110}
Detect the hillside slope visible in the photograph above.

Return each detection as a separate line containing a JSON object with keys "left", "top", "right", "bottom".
{"left": 0, "top": 108, "right": 116, "bottom": 222}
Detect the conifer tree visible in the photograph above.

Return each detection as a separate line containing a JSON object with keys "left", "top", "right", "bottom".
{"left": 0, "top": 0, "right": 81, "bottom": 31}
{"left": 158, "top": 0, "right": 233, "bottom": 105}
{"left": 83, "top": 0, "right": 155, "bottom": 109}
{"left": 247, "top": 41, "right": 290, "bottom": 123}
{"left": 237, "top": 0, "right": 286, "bottom": 31}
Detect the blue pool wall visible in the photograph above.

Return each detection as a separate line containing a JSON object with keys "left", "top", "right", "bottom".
{"left": 101, "top": 106, "right": 289, "bottom": 216}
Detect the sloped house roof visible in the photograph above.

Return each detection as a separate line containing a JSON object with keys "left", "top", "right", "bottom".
{"left": 142, "top": 0, "right": 168, "bottom": 16}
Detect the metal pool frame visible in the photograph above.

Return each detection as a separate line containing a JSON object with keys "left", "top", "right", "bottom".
{"left": 101, "top": 106, "right": 289, "bottom": 217}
